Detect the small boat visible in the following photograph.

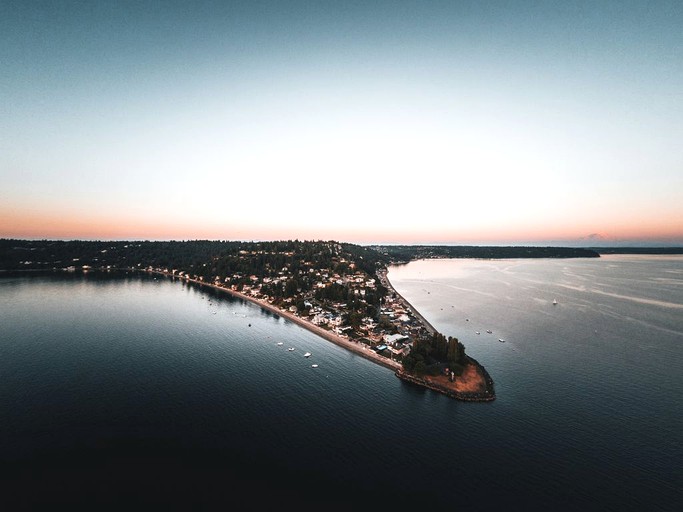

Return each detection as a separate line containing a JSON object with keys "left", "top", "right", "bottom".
{"left": 277, "top": 342, "right": 283, "bottom": 346}
{"left": 303, "top": 352, "right": 311, "bottom": 358}
{"left": 498, "top": 338, "right": 505, "bottom": 343}
{"left": 311, "top": 364, "right": 318, "bottom": 368}
{"left": 475, "top": 331, "right": 480, "bottom": 335}
{"left": 287, "top": 347, "right": 295, "bottom": 351}
{"left": 486, "top": 329, "right": 492, "bottom": 334}
{"left": 553, "top": 299, "right": 558, "bottom": 305}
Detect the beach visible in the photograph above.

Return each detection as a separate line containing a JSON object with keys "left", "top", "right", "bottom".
{"left": 173, "top": 274, "right": 403, "bottom": 372}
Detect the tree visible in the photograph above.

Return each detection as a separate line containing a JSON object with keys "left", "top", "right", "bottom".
{"left": 414, "top": 360, "right": 427, "bottom": 376}
{"left": 434, "top": 332, "right": 448, "bottom": 360}
{"left": 285, "top": 278, "right": 299, "bottom": 298}
{"left": 447, "top": 336, "right": 466, "bottom": 367}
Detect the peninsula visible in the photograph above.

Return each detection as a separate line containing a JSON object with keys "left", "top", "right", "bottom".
{"left": 175, "top": 265, "right": 495, "bottom": 402}
{"left": 0, "top": 239, "right": 500, "bottom": 401}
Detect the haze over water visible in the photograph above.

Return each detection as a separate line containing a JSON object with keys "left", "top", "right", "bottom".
{"left": 1, "top": 255, "right": 681, "bottom": 509}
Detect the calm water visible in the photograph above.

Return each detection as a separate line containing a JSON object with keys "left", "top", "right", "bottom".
{"left": 0, "top": 257, "right": 681, "bottom": 510}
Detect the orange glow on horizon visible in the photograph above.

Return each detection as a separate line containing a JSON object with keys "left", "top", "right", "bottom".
{"left": 1, "top": 206, "right": 681, "bottom": 245}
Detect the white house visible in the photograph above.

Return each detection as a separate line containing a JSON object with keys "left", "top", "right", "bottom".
{"left": 384, "top": 333, "right": 409, "bottom": 345}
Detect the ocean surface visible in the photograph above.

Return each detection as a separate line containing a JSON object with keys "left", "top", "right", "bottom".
{"left": 1, "top": 256, "right": 681, "bottom": 510}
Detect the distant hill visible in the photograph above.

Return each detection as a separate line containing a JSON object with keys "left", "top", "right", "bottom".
{"left": 369, "top": 245, "right": 601, "bottom": 263}
{"left": 593, "top": 247, "right": 683, "bottom": 255}
{"left": 0, "top": 239, "right": 390, "bottom": 274}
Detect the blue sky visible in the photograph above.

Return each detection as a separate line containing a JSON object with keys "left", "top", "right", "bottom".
{"left": 2, "top": 1, "right": 682, "bottom": 244}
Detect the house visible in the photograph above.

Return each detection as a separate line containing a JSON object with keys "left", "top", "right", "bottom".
{"left": 384, "top": 333, "right": 409, "bottom": 345}
{"left": 388, "top": 346, "right": 405, "bottom": 358}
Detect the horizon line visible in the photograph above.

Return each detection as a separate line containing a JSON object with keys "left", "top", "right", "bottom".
{"left": 2, "top": 237, "right": 682, "bottom": 249}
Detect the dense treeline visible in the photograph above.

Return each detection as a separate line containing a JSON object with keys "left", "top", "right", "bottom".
{"left": 0, "top": 239, "right": 241, "bottom": 271}
{"left": 401, "top": 332, "right": 468, "bottom": 377}
{"left": 371, "top": 245, "right": 601, "bottom": 262}
{"left": 0, "top": 239, "right": 390, "bottom": 274}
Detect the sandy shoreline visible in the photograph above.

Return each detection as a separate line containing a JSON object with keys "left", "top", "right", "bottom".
{"left": 171, "top": 273, "right": 402, "bottom": 372}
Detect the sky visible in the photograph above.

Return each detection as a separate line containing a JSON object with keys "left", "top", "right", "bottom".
{"left": 1, "top": 0, "right": 682, "bottom": 246}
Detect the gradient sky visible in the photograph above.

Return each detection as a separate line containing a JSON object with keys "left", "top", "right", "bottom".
{"left": 2, "top": 0, "right": 682, "bottom": 245}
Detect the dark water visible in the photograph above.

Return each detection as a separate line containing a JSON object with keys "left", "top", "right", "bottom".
{"left": 0, "top": 258, "right": 681, "bottom": 510}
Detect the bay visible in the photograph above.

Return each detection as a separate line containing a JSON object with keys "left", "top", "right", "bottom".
{"left": 0, "top": 256, "right": 681, "bottom": 510}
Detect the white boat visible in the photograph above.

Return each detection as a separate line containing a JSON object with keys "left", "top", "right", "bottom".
{"left": 303, "top": 352, "right": 311, "bottom": 358}
{"left": 553, "top": 299, "right": 558, "bottom": 305}
{"left": 475, "top": 331, "right": 480, "bottom": 335}
{"left": 486, "top": 329, "right": 492, "bottom": 334}
{"left": 498, "top": 338, "right": 506, "bottom": 343}
{"left": 311, "top": 364, "right": 318, "bottom": 368}
{"left": 287, "top": 347, "right": 295, "bottom": 351}
{"left": 277, "top": 342, "right": 283, "bottom": 346}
